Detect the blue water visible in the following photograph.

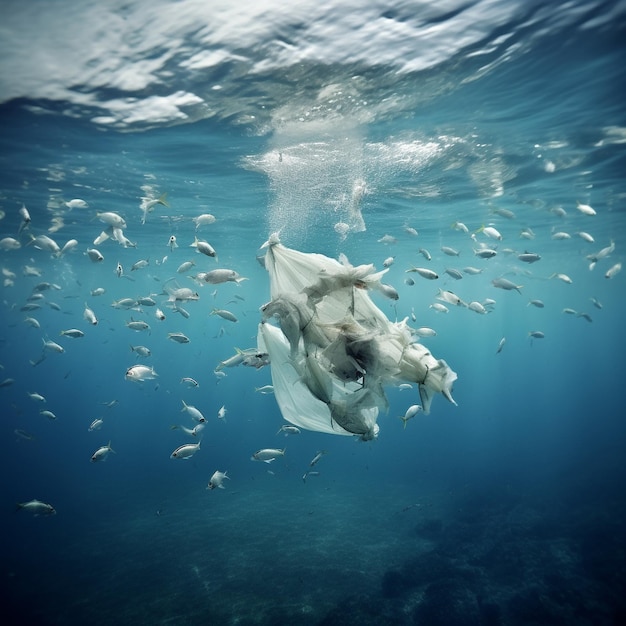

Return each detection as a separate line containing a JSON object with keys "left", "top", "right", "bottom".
{"left": 1, "top": 1, "right": 626, "bottom": 624}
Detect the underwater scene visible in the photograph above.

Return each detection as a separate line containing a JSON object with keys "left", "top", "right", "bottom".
{"left": 1, "top": 1, "right": 625, "bottom": 624}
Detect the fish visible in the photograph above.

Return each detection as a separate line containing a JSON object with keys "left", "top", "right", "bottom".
{"left": 23, "top": 317, "right": 41, "bottom": 328}
{"left": 491, "top": 277, "right": 522, "bottom": 294}
{"left": 18, "top": 204, "right": 31, "bottom": 235}
{"left": 96, "top": 211, "right": 126, "bottom": 229}
{"left": 0, "top": 237, "right": 21, "bottom": 250}
{"left": 441, "top": 246, "right": 460, "bottom": 257}
{"left": 576, "top": 201, "right": 596, "bottom": 216}
{"left": 193, "top": 213, "right": 216, "bottom": 230}
{"left": 28, "top": 234, "right": 61, "bottom": 255}
{"left": 406, "top": 267, "right": 438, "bottom": 280}
{"left": 414, "top": 327, "right": 437, "bottom": 337}
{"left": 383, "top": 256, "right": 395, "bottom": 268}
{"left": 309, "top": 450, "right": 327, "bottom": 466}
{"left": 468, "top": 301, "right": 487, "bottom": 314}
{"left": 91, "top": 287, "right": 106, "bottom": 296}
{"left": 181, "top": 400, "right": 206, "bottom": 423}
{"left": 191, "top": 236, "right": 217, "bottom": 258}
{"left": 91, "top": 441, "right": 115, "bottom": 463}
{"left": 40, "top": 410, "right": 57, "bottom": 420}
{"left": 88, "top": 418, "right": 104, "bottom": 431}
{"left": 418, "top": 248, "right": 432, "bottom": 261}
{"left": 496, "top": 337, "right": 506, "bottom": 354}
{"left": 462, "top": 266, "right": 483, "bottom": 275}
{"left": 181, "top": 377, "right": 199, "bottom": 388}
{"left": 528, "top": 331, "right": 545, "bottom": 339}
{"left": 437, "top": 289, "right": 465, "bottom": 306}
{"left": 86, "top": 247, "right": 104, "bottom": 262}
{"left": 116, "top": 262, "right": 124, "bottom": 278}
{"left": 528, "top": 299, "right": 545, "bottom": 308}
{"left": 168, "top": 235, "right": 178, "bottom": 250}
{"left": 473, "top": 248, "right": 497, "bottom": 258}
{"left": 399, "top": 404, "right": 421, "bottom": 429}
{"left": 302, "top": 471, "right": 320, "bottom": 483}
{"left": 43, "top": 339, "right": 65, "bottom": 353}
{"left": 131, "top": 258, "right": 149, "bottom": 271}
{"left": 60, "top": 329, "right": 85, "bottom": 338}
{"left": 83, "top": 303, "right": 98, "bottom": 325}
{"left": 255, "top": 385, "right": 275, "bottom": 394}
{"left": 130, "top": 345, "right": 151, "bottom": 357}
{"left": 276, "top": 425, "right": 300, "bottom": 436}
{"left": 14, "top": 428, "right": 35, "bottom": 441}
{"left": 59, "top": 239, "right": 78, "bottom": 256}
{"left": 64, "top": 198, "right": 89, "bottom": 210}
{"left": 211, "top": 308, "right": 238, "bottom": 323}
{"left": 518, "top": 252, "right": 541, "bottom": 263}
{"left": 251, "top": 448, "right": 286, "bottom": 463}
{"left": 137, "top": 296, "right": 156, "bottom": 307}
{"left": 562, "top": 308, "right": 577, "bottom": 315}
{"left": 177, "top": 260, "right": 195, "bottom": 273}
{"left": 378, "top": 234, "right": 396, "bottom": 244}
{"left": 170, "top": 441, "right": 201, "bottom": 460}
{"left": 551, "top": 273, "right": 573, "bottom": 284}
{"left": 168, "top": 332, "right": 190, "bottom": 344}
{"left": 590, "top": 297, "right": 603, "bottom": 310}
{"left": 16, "top": 499, "right": 56, "bottom": 516}
{"left": 551, "top": 231, "right": 571, "bottom": 240}
{"left": 196, "top": 269, "right": 247, "bottom": 285}
{"left": 125, "top": 364, "right": 158, "bottom": 382}
{"left": 577, "top": 231, "right": 595, "bottom": 243}
{"left": 605, "top": 262, "right": 621, "bottom": 279}
{"left": 519, "top": 228, "right": 535, "bottom": 239}
{"left": 493, "top": 208, "right": 516, "bottom": 219}
{"left": 444, "top": 268, "right": 463, "bottom": 280}
{"left": 207, "top": 470, "right": 229, "bottom": 490}
{"left": 429, "top": 302, "right": 449, "bottom": 313}
{"left": 0, "top": 377, "right": 15, "bottom": 387}
{"left": 451, "top": 221, "right": 469, "bottom": 233}
{"left": 155, "top": 308, "right": 166, "bottom": 321}
{"left": 479, "top": 225, "right": 502, "bottom": 240}
{"left": 217, "top": 405, "right": 227, "bottom": 421}
{"left": 126, "top": 318, "right": 151, "bottom": 332}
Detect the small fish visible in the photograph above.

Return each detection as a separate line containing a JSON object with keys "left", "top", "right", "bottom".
{"left": 0, "top": 377, "right": 15, "bottom": 387}
{"left": 383, "top": 256, "right": 395, "bottom": 268}
{"left": 83, "top": 303, "right": 98, "bottom": 325}
{"left": 64, "top": 198, "right": 89, "bottom": 210}
{"left": 377, "top": 234, "right": 396, "bottom": 244}
{"left": 492, "top": 277, "right": 522, "bottom": 294}
{"left": 14, "top": 428, "right": 35, "bottom": 441}
{"left": 451, "top": 221, "right": 469, "bottom": 233}
{"left": 88, "top": 418, "right": 104, "bottom": 431}
{"left": 418, "top": 248, "right": 432, "bottom": 261}
{"left": 131, "top": 258, "right": 149, "bottom": 271}
{"left": 518, "top": 252, "right": 541, "bottom": 263}
{"left": 177, "top": 260, "right": 195, "bottom": 273}
{"left": 17, "top": 499, "right": 56, "bottom": 516}
{"left": 590, "top": 297, "right": 603, "bottom": 310}
{"left": 181, "top": 377, "right": 199, "bottom": 388}
{"left": 406, "top": 267, "right": 438, "bottom": 280}
{"left": 86, "top": 248, "right": 104, "bottom": 263}
{"left": 207, "top": 470, "right": 229, "bottom": 490}
{"left": 125, "top": 364, "right": 158, "bottom": 382}
{"left": 496, "top": 337, "right": 506, "bottom": 354}
{"left": 444, "top": 268, "right": 463, "bottom": 280}
{"left": 193, "top": 213, "right": 217, "bottom": 230}
{"left": 276, "top": 425, "right": 300, "bottom": 436}
{"left": 255, "top": 385, "right": 274, "bottom": 394}
{"left": 96, "top": 211, "right": 126, "bottom": 229}
{"left": 577, "top": 231, "right": 595, "bottom": 243}
{"left": 437, "top": 289, "right": 465, "bottom": 306}
{"left": 302, "top": 471, "right": 320, "bottom": 483}
{"left": 551, "top": 231, "right": 571, "bottom": 240}
{"left": 399, "top": 404, "right": 422, "bottom": 429}
{"left": 181, "top": 400, "right": 206, "bottom": 423}
{"left": 468, "top": 301, "right": 487, "bottom": 314}
{"left": 480, "top": 225, "right": 502, "bottom": 240}
{"left": 529, "top": 331, "right": 545, "bottom": 339}
{"left": 562, "top": 308, "right": 577, "bottom": 315}
{"left": 23, "top": 317, "right": 41, "bottom": 328}
{"left": 40, "top": 410, "right": 57, "bottom": 420}
{"left": 155, "top": 308, "right": 166, "bottom": 321}
{"left": 43, "top": 339, "right": 65, "bottom": 353}
{"left": 605, "top": 262, "right": 621, "bottom": 279}
{"left": 251, "top": 448, "right": 286, "bottom": 463}
{"left": 59, "top": 239, "right": 78, "bottom": 257}
{"left": 414, "top": 327, "right": 437, "bottom": 337}
{"left": 168, "top": 235, "right": 178, "bottom": 250}
{"left": 441, "top": 246, "right": 460, "bottom": 257}
{"left": 429, "top": 302, "right": 449, "bottom": 313}
{"left": 462, "top": 266, "right": 483, "bottom": 275}
{"left": 18, "top": 204, "right": 31, "bottom": 235}
{"left": 309, "top": 450, "right": 327, "bottom": 467}
{"left": 91, "top": 441, "right": 115, "bottom": 463}
{"left": 126, "top": 318, "right": 150, "bottom": 332}
{"left": 576, "top": 201, "right": 596, "bottom": 216}
{"left": 211, "top": 308, "right": 238, "bottom": 323}
{"left": 90, "top": 287, "right": 106, "bottom": 296}
{"left": 0, "top": 237, "right": 21, "bottom": 250}
{"left": 551, "top": 273, "right": 573, "bottom": 284}
{"left": 60, "top": 329, "right": 85, "bottom": 338}
{"left": 473, "top": 248, "right": 497, "bottom": 259}
{"left": 115, "top": 262, "right": 124, "bottom": 278}
{"left": 191, "top": 236, "right": 217, "bottom": 258}
{"left": 168, "top": 332, "right": 190, "bottom": 344}
{"left": 528, "top": 299, "right": 545, "bottom": 308}
{"left": 519, "top": 228, "right": 535, "bottom": 239}
{"left": 170, "top": 441, "right": 201, "bottom": 460}
{"left": 217, "top": 405, "right": 227, "bottom": 421}
{"left": 130, "top": 345, "right": 151, "bottom": 358}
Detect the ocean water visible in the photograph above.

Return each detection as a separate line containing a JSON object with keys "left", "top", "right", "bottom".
{"left": 1, "top": 1, "right": 625, "bottom": 624}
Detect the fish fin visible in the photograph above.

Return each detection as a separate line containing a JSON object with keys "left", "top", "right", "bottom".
{"left": 157, "top": 192, "right": 169, "bottom": 208}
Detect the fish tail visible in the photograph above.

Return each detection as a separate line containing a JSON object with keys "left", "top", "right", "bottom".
{"left": 157, "top": 192, "right": 169, "bottom": 208}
